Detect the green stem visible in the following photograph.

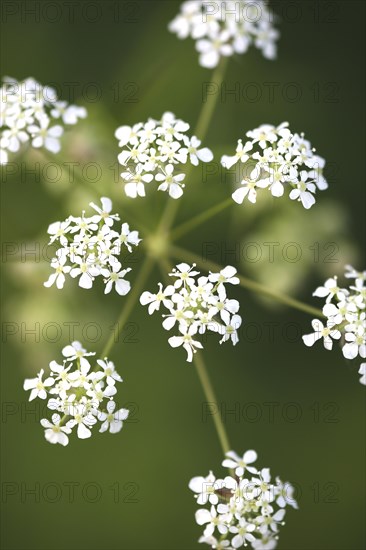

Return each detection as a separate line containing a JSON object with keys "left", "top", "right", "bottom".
{"left": 169, "top": 244, "right": 325, "bottom": 318}
{"left": 157, "top": 258, "right": 231, "bottom": 456}
{"left": 193, "top": 352, "right": 231, "bottom": 455}
{"left": 157, "top": 57, "right": 229, "bottom": 235}
{"left": 100, "top": 256, "right": 154, "bottom": 358}
{"left": 171, "top": 197, "right": 233, "bottom": 241}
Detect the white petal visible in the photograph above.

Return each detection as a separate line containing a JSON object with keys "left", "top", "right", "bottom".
{"left": 243, "top": 449, "right": 257, "bottom": 464}
{"left": 232, "top": 186, "right": 249, "bottom": 204}
{"left": 115, "top": 278, "right": 131, "bottom": 296}
{"left": 77, "top": 423, "right": 92, "bottom": 439}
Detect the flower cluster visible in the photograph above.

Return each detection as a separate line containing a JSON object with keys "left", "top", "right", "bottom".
{"left": 303, "top": 265, "right": 366, "bottom": 385}
{"left": 44, "top": 197, "right": 141, "bottom": 294}
{"left": 0, "top": 76, "right": 86, "bottom": 165}
{"left": 23, "top": 341, "right": 129, "bottom": 446}
{"left": 116, "top": 111, "right": 213, "bottom": 199}
{"left": 140, "top": 263, "right": 241, "bottom": 362}
{"left": 168, "top": 0, "right": 279, "bottom": 68}
{"left": 221, "top": 122, "right": 328, "bottom": 209}
{"left": 189, "top": 449, "right": 298, "bottom": 549}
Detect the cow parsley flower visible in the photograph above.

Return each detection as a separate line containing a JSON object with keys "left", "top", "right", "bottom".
{"left": 189, "top": 450, "right": 298, "bottom": 549}
{"left": 303, "top": 265, "right": 366, "bottom": 385}
{"left": 221, "top": 122, "right": 328, "bottom": 209}
{"left": 0, "top": 76, "right": 86, "bottom": 164}
{"left": 44, "top": 197, "right": 141, "bottom": 294}
{"left": 168, "top": 0, "right": 280, "bottom": 68}
{"left": 23, "top": 341, "right": 129, "bottom": 445}
{"left": 140, "top": 263, "right": 241, "bottom": 362}
{"left": 116, "top": 111, "right": 213, "bottom": 199}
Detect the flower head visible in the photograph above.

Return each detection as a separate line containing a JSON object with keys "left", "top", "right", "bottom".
{"left": 169, "top": 1, "right": 280, "bottom": 68}
{"left": 140, "top": 264, "right": 242, "bottom": 362}
{"left": 116, "top": 112, "right": 213, "bottom": 199}
{"left": 44, "top": 197, "right": 140, "bottom": 295}
{"left": 221, "top": 122, "right": 328, "bottom": 209}
{"left": 0, "top": 76, "right": 86, "bottom": 164}
{"left": 24, "top": 342, "right": 129, "bottom": 445}
{"left": 189, "top": 449, "right": 297, "bottom": 549}
{"left": 302, "top": 265, "right": 366, "bottom": 385}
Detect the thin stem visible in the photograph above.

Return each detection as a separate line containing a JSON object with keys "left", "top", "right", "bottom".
{"left": 169, "top": 244, "right": 325, "bottom": 318}
{"left": 194, "top": 56, "right": 229, "bottom": 139}
{"left": 157, "top": 57, "right": 229, "bottom": 235}
{"left": 193, "top": 352, "right": 231, "bottom": 455}
{"left": 171, "top": 197, "right": 233, "bottom": 241}
{"left": 157, "top": 258, "right": 231, "bottom": 456}
{"left": 101, "top": 256, "right": 154, "bottom": 358}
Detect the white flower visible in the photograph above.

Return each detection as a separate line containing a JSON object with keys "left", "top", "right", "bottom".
{"left": 302, "top": 319, "right": 341, "bottom": 350}
{"left": 0, "top": 123, "right": 29, "bottom": 152}
{"left": 40, "top": 414, "right": 72, "bottom": 446}
{"left": 50, "top": 101, "right": 86, "bottom": 124}
{"left": 47, "top": 219, "right": 71, "bottom": 246}
{"left": 196, "top": 506, "right": 228, "bottom": 537}
{"left": 116, "top": 112, "right": 212, "bottom": 199}
{"left": 104, "top": 264, "right": 132, "bottom": 296}
{"left": 289, "top": 171, "right": 316, "bottom": 209}
{"left": 115, "top": 123, "right": 143, "bottom": 146}
{"left": 230, "top": 518, "right": 256, "bottom": 547}
{"left": 169, "top": 1, "right": 280, "bottom": 68}
{"left": 44, "top": 198, "right": 140, "bottom": 295}
{"left": 312, "top": 277, "right": 345, "bottom": 303}
{"left": 96, "top": 359, "right": 123, "bottom": 385}
{"left": 209, "top": 266, "right": 239, "bottom": 289}
{"left": 43, "top": 249, "right": 71, "bottom": 289}
{"left": 170, "top": 262, "right": 200, "bottom": 288}
{"left": 221, "top": 139, "right": 253, "bottom": 169}
{"left": 219, "top": 314, "right": 242, "bottom": 345}
{"left": 68, "top": 405, "right": 97, "bottom": 439}
{"left": 24, "top": 369, "right": 54, "bottom": 401}
{"left": 222, "top": 450, "right": 258, "bottom": 476}
{"left": 303, "top": 266, "right": 366, "bottom": 385}
{"left": 189, "top": 471, "right": 219, "bottom": 505}
{"left": 275, "top": 478, "right": 298, "bottom": 509}
{"left": 181, "top": 135, "right": 214, "bottom": 166}
{"left": 155, "top": 164, "right": 186, "bottom": 199}
{"left": 69, "top": 256, "right": 95, "bottom": 289}
{"left": 140, "top": 283, "right": 175, "bottom": 314}
{"left": 141, "top": 264, "right": 242, "bottom": 362}
{"left": 0, "top": 76, "right": 86, "bottom": 164}
{"left": 196, "top": 31, "right": 233, "bottom": 69}
{"left": 190, "top": 449, "right": 297, "bottom": 549}
{"left": 222, "top": 123, "right": 328, "bottom": 209}
{"left": 122, "top": 164, "right": 153, "bottom": 198}
{"left": 345, "top": 265, "right": 366, "bottom": 282}
{"left": 342, "top": 328, "right": 366, "bottom": 360}
{"left": 119, "top": 222, "right": 141, "bottom": 252}
{"left": 98, "top": 400, "right": 129, "bottom": 433}
{"left": 27, "top": 117, "right": 63, "bottom": 152}
{"left": 62, "top": 341, "right": 95, "bottom": 369}
{"left": 232, "top": 176, "right": 268, "bottom": 205}
{"left": 169, "top": 324, "right": 203, "bottom": 362}
{"left": 24, "top": 342, "right": 128, "bottom": 445}
{"left": 89, "top": 197, "right": 120, "bottom": 227}
{"left": 251, "top": 535, "right": 277, "bottom": 550}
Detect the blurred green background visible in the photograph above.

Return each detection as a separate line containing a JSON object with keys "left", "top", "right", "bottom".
{"left": 1, "top": 1, "right": 365, "bottom": 549}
